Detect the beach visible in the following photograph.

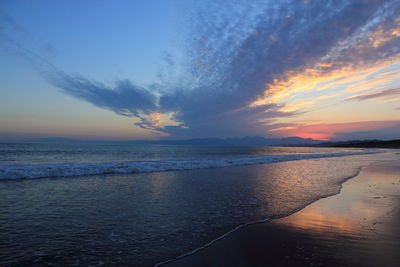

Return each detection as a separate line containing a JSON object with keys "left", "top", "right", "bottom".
{"left": 166, "top": 155, "right": 400, "bottom": 267}
{"left": 1, "top": 145, "right": 399, "bottom": 266}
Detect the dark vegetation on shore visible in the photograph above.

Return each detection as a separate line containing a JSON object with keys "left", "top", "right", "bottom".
{"left": 322, "top": 139, "right": 400, "bottom": 148}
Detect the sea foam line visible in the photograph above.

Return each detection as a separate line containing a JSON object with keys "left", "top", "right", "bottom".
{"left": 153, "top": 164, "right": 367, "bottom": 266}
{"left": 0, "top": 151, "right": 375, "bottom": 180}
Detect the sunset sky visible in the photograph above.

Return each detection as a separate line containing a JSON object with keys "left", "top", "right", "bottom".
{"left": 1, "top": 0, "right": 399, "bottom": 141}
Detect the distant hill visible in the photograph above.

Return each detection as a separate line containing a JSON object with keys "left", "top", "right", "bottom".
{"left": 33, "top": 137, "right": 88, "bottom": 143}
{"left": 31, "top": 136, "right": 323, "bottom": 146}
{"left": 27, "top": 136, "right": 400, "bottom": 148}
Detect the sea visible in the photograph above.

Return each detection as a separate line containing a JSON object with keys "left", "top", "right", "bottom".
{"left": 0, "top": 142, "right": 387, "bottom": 266}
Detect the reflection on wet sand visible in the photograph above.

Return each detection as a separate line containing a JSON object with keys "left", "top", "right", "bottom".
{"left": 168, "top": 163, "right": 400, "bottom": 267}
{"left": 275, "top": 164, "right": 400, "bottom": 234}
{"left": 271, "top": 164, "right": 400, "bottom": 267}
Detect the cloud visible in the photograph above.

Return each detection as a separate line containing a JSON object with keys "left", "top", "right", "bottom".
{"left": 347, "top": 88, "right": 400, "bottom": 101}
{"left": 271, "top": 120, "right": 400, "bottom": 140}
{"left": 0, "top": 10, "right": 58, "bottom": 55}
{"left": 46, "top": 71, "right": 160, "bottom": 127}
{"left": 158, "top": 0, "right": 400, "bottom": 137}
{"left": 334, "top": 123, "right": 400, "bottom": 140}
{"left": 2, "top": 1, "right": 400, "bottom": 138}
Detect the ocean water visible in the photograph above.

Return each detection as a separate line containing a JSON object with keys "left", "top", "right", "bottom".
{"left": 0, "top": 143, "right": 383, "bottom": 266}
{"left": 0, "top": 142, "right": 369, "bottom": 165}
{"left": 0, "top": 143, "right": 370, "bottom": 180}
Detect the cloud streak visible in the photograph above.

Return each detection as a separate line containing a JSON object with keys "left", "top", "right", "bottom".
{"left": 347, "top": 88, "right": 400, "bottom": 101}
{"left": 46, "top": 71, "right": 161, "bottom": 131}
{"left": 2, "top": 0, "right": 400, "bottom": 138}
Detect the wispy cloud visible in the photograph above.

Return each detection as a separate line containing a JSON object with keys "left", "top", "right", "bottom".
{"left": 347, "top": 88, "right": 400, "bottom": 102}
{"left": 1, "top": 0, "right": 400, "bottom": 138}
{"left": 0, "top": 10, "right": 57, "bottom": 55}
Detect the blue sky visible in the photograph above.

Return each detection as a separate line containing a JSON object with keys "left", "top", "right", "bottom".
{"left": 0, "top": 0, "right": 184, "bottom": 140}
{"left": 1, "top": 0, "right": 179, "bottom": 81}
{"left": 1, "top": 0, "right": 400, "bottom": 141}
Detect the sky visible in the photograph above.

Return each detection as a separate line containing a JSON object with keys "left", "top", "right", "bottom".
{"left": 0, "top": 0, "right": 399, "bottom": 141}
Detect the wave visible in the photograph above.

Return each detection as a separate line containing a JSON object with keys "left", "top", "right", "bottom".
{"left": 153, "top": 165, "right": 366, "bottom": 267}
{"left": 0, "top": 151, "right": 376, "bottom": 180}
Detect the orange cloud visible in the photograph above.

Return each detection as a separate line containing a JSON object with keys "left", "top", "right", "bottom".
{"left": 313, "top": 92, "right": 343, "bottom": 101}
{"left": 250, "top": 58, "right": 400, "bottom": 110}
{"left": 278, "top": 101, "right": 315, "bottom": 112}
{"left": 146, "top": 112, "right": 182, "bottom": 129}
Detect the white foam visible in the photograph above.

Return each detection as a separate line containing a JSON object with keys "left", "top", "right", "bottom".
{"left": 0, "top": 152, "right": 376, "bottom": 180}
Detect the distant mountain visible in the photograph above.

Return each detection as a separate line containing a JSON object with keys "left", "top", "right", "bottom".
{"left": 29, "top": 136, "right": 400, "bottom": 148}
{"left": 31, "top": 136, "right": 323, "bottom": 146}
{"left": 33, "top": 137, "right": 89, "bottom": 143}
{"left": 225, "top": 136, "right": 321, "bottom": 146}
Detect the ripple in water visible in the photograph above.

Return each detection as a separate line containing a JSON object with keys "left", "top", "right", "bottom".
{"left": 0, "top": 153, "right": 381, "bottom": 266}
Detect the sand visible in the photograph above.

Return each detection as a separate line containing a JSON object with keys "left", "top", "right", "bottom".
{"left": 164, "top": 158, "right": 400, "bottom": 267}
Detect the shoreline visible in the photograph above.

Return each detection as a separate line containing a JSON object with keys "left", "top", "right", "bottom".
{"left": 161, "top": 156, "right": 400, "bottom": 267}
{"left": 154, "top": 166, "right": 364, "bottom": 267}
{"left": 2, "top": 151, "right": 398, "bottom": 266}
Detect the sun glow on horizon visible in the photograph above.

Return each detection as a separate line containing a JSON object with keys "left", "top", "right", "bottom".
{"left": 1, "top": 1, "right": 400, "bottom": 141}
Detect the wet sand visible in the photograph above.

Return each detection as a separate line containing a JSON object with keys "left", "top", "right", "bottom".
{"left": 165, "top": 160, "right": 400, "bottom": 267}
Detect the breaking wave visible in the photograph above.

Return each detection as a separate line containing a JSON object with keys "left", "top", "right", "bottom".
{"left": 0, "top": 151, "right": 375, "bottom": 180}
